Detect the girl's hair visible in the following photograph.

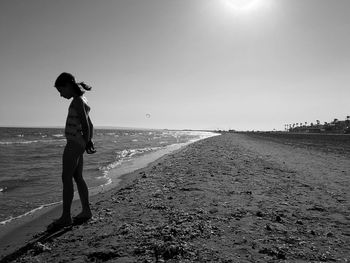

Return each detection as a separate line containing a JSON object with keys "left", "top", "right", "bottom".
{"left": 54, "top": 72, "right": 92, "bottom": 96}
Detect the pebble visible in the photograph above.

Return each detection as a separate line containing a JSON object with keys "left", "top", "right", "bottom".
{"left": 34, "top": 242, "right": 51, "bottom": 253}
{"left": 256, "top": 211, "right": 264, "bottom": 217}
{"left": 275, "top": 215, "right": 282, "bottom": 222}
{"left": 209, "top": 208, "right": 219, "bottom": 214}
{"left": 326, "top": 232, "right": 334, "bottom": 237}
{"left": 296, "top": 220, "right": 303, "bottom": 225}
{"left": 153, "top": 190, "right": 163, "bottom": 197}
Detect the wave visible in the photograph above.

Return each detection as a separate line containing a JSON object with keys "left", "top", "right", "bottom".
{"left": 96, "top": 172, "right": 112, "bottom": 186}
{"left": 99, "top": 146, "right": 162, "bottom": 172}
{"left": 0, "top": 201, "right": 62, "bottom": 225}
{"left": 52, "top": 134, "right": 64, "bottom": 138}
{"left": 0, "top": 139, "right": 65, "bottom": 145}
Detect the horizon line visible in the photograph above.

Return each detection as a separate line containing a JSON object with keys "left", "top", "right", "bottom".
{"left": 0, "top": 125, "right": 215, "bottom": 132}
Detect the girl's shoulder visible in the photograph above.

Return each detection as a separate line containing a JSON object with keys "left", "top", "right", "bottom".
{"left": 80, "top": 95, "right": 88, "bottom": 104}
{"left": 71, "top": 96, "right": 88, "bottom": 105}
{"left": 71, "top": 96, "right": 90, "bottom": 113}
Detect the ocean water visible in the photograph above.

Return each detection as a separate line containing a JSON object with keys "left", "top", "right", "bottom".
{"left": 0, "top": 127, "right": 215, "bottom": 224}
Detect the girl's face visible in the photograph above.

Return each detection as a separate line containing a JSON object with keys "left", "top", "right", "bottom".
{"left": 57, "top": 84, "right": 74, "bottom": 99}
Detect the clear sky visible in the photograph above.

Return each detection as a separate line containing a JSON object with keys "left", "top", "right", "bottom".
{"left": 0, "top": 0, "right": 349, "bottom": 130}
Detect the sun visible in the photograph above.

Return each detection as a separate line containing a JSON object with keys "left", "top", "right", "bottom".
{"left": 224, "top": 0, "right": 262, "bottom": 11}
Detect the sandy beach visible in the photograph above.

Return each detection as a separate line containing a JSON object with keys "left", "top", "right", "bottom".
{"left": 1, "top": 133, "right": 350, "bottom": 262}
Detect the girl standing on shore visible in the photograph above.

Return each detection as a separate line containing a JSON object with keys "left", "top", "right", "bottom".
{"left": 49, "top": 72, "right": 96, "bottom": 230}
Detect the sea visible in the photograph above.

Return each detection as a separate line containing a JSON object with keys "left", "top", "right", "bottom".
{"left": 0, "top": 127, "right": 216, "bottom": 225}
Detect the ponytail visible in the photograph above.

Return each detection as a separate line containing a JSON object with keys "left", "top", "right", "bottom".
{"left": 75, "top": 81, "right": 92, "bottom": 96}
{"left": 78, "top": 81, "right": 92, "bottom": 91}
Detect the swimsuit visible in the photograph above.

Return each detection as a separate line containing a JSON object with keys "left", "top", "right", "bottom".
{"left": 65, "top": 96, "right": 90, "bottom": 148}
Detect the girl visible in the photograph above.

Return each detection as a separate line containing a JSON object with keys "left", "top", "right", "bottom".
{"left": 49, "top": 72, "right": 96, "bottom": 230}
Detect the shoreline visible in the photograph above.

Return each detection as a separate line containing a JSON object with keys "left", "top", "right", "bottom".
{"left": 0, "top": 136, "right": 217, "bottom": 258}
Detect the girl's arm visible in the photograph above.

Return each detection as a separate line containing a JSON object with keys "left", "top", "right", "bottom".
{"left": 73, "top": 97, "right": 90, "bottom": 145}
{"left": 86, "top": 116, "right": 96, "bottom": 154}
{"left": 88, "top": 116, "right": 94, "bottom": 140}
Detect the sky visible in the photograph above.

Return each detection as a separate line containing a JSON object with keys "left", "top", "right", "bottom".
{"left": 0, "top": 0, "right": 349, "bottom": 131}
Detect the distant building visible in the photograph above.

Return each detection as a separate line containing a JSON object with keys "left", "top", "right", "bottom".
{"left": 288, "top": 116, "right": 350, "bottom": 134}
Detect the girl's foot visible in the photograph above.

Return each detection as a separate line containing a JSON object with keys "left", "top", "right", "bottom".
{"left": 47, "top": 217, "right": 72, "bottom": 231}
{"left": 73, "top": 211, "right": 92, "bottom": 224}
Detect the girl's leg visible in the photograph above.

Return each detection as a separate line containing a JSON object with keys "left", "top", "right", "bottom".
{"left": 60, "top": 143, "right": 82, "bottom": 222}
{"left": 73, "top": 154, "right": 92, "bottom": 217}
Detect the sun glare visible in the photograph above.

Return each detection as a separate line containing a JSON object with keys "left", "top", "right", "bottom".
{"left": 223, "top": 0, "right": 264, "bottom": 12}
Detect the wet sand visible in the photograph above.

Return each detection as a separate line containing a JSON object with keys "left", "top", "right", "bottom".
{"left": 1, "top": 133, "right": 350, "bottom": 262}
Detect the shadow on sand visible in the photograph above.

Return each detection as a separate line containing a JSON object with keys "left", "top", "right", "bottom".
{"left": 0, "top": 221, "right": 86, "bottom": 263}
